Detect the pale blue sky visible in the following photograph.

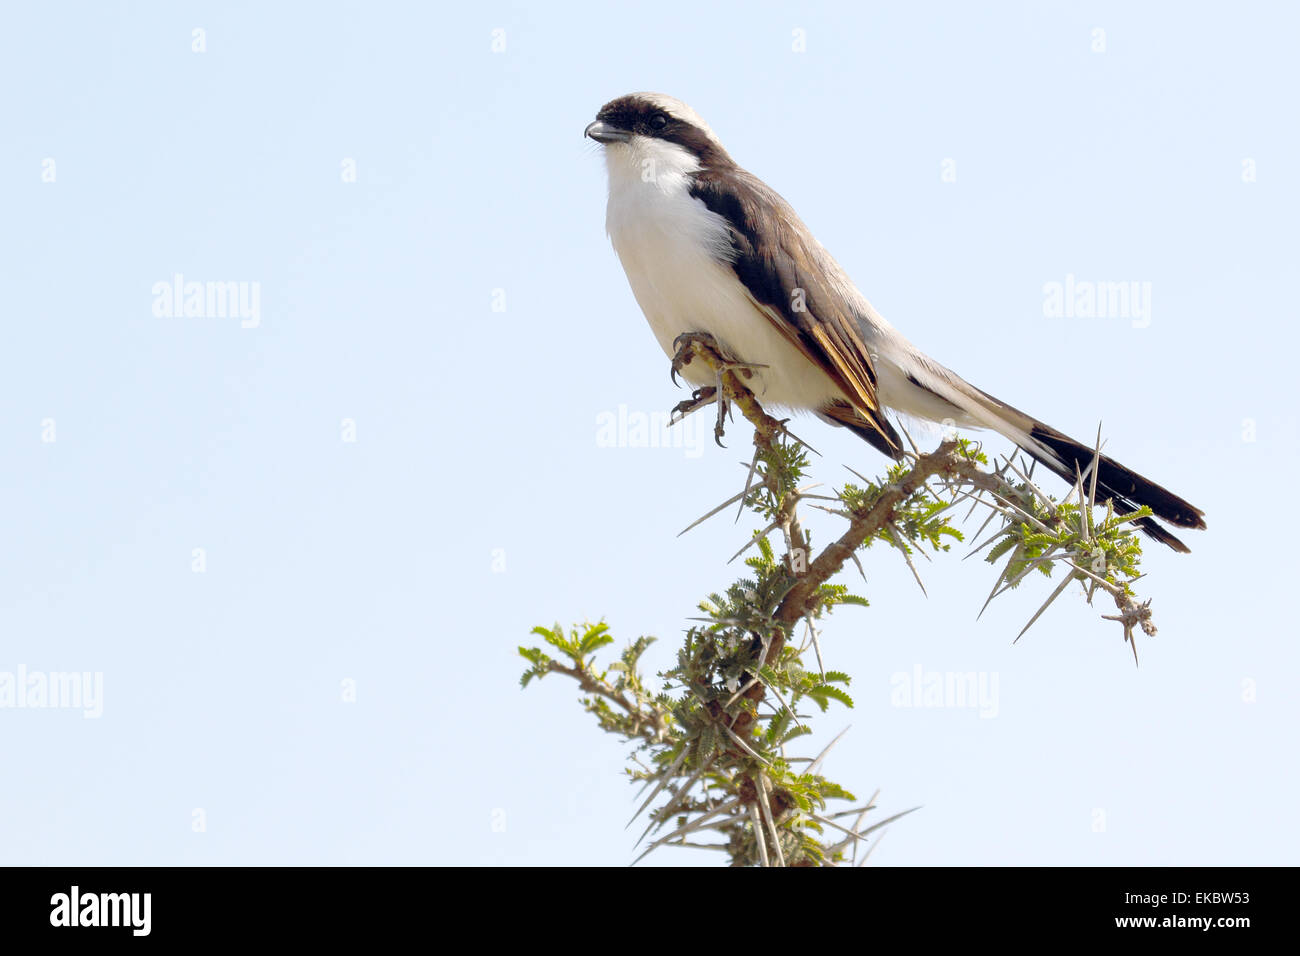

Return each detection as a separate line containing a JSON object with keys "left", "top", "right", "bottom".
{"left": 1, "top": 1, "right": 1295, "bottom": 865}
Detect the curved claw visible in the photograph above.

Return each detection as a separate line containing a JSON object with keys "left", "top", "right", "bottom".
{"left": 670, "top": 340, "right": 694, "bottom": 388}
{"left": 714, "top": 388, "right": 730, "bottom": 447}
{"left": 670, "top": 387, "right": 719, "bottom": 425}
{"left": 672, "top": 331, "right": 712, "bottom": 353}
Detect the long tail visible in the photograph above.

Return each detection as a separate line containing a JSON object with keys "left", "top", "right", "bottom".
{"left": 1015, "top": 417, "right": 1206, "bottom": 553}
{"left": 879, "top": 359, "right": 1207, "bottom": 552}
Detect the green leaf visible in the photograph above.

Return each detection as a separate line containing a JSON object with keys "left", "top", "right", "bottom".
{"left": 805, "top": 685, "right": 855, "bottom": 712}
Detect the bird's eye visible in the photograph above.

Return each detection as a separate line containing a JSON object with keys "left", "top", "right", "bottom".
{"left": 649, "top": 113, "right": 669, "bottom": 131}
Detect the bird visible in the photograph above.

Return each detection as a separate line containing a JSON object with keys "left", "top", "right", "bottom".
{"left": 585, "top": 93, "right": 1205, "bottom": 552}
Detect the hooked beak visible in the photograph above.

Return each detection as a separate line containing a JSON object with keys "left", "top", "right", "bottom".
{"left": 584, "top": 120, "right": 631, "bottom": 144}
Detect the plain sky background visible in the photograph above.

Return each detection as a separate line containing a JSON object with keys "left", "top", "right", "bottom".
{"left": 1, "top": 1, "right": 1296, "bottom": 866}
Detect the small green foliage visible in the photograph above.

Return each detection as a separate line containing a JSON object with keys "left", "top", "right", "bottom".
{"left": 953, "top": 437, "right": 989, "bottom": 466}
{"left": 743, "top": 437, "right": 810, "bottom": 521}
{"left": 518, "top": 621, "right": 614, "bottom": 686}
{"left": 843, "top": 468, "right": 965, "bottom": 556}
{"left": 982, "top": 483, "right": 1148, "bottom": 595}
{"left": 804, "top": 682, "right": 854, "bottom": 713}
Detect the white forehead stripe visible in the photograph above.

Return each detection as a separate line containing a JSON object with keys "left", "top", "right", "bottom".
{"left": 629, "top": 92, "right": 717, "bottom": 141}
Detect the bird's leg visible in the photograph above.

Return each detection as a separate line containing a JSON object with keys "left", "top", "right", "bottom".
{"left": 671, "top": 332, "right": 733, "bottom": 444}
{"left": 712, "top": 366, "right": 732, "bottom": 446}
{"left": 667, "top": 382, "right": 733, "bottom": 447}
{"left": 670, "top": 331, "right": 773, "bottom": 447}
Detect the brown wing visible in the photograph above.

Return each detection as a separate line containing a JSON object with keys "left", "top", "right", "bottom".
{"left": 690, "top": 167, "right": 903, "bottom": 459}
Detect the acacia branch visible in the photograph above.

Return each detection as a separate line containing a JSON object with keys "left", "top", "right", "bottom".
{"left": 774, "top": 443, "right": 962, "bottom": 627}
{"left": 543, "top": 660, "right": 666, "bottom": 744}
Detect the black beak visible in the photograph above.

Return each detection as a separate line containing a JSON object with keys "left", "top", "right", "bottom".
{"left": 584, "top": 120, "right": 631, "bottom": 144}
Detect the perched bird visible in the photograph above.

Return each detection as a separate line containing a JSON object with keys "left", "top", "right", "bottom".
{"left": 585, "top": 93, "right": 1205, "bottom": 551}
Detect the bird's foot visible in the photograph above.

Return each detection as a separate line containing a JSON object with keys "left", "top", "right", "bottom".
{"left": 671, "top": 331, "right": 766, "bottom": 383}
{"left": 670, "top": 331, "right": 721, "bottom": 387}
{"left": 668, "top": 386, "right": 733, "bottom": 446}
{"left": 670, "top": 386, "right": 720, "bottom": 424}
{"left": 669, "top": 332, "right": 774, "bottom": 447}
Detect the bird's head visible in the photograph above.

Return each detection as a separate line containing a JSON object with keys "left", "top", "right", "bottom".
{"left": 585, "top": 93, "right": 733, "bottom": 182}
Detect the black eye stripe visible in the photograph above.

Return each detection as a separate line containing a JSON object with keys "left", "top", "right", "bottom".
{"left": 594, "top": 97, "right": 730, "bottom": 165}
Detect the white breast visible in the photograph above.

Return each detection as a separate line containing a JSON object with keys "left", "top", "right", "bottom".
{"left": 601, "top": 137, "right": 840, "bottom": 412}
